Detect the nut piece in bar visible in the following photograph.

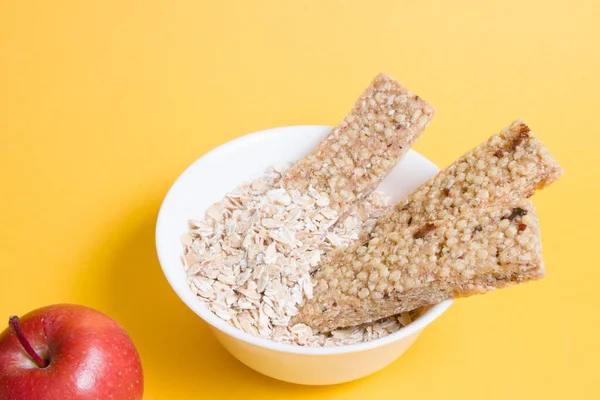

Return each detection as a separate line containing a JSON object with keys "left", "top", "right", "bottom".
{"left": 293, "top": 121, "right": 563, "bottom": 333}
{"left": 281, "top": 73, "right": 435, "bottom": 218}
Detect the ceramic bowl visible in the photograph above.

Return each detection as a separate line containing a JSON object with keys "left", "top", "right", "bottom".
{"left": 156, "top": 125, "right": 453, "bottom": 385}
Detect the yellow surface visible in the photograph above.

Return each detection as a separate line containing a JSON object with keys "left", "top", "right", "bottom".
{"left": 0, "top": 1, "right": 598, "bottom": 398}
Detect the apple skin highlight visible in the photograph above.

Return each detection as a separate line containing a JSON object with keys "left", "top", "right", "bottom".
{"left": 0, "top": 304, "right": 143, "bottom": 400}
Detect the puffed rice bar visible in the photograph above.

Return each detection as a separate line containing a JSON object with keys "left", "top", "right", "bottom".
{"left": 294, "top": 120, "right": 562, "bottom": 332}
{"left": 281, "top": 73, "right": 435, "bottom": 218}
{"left": 379, "top": 119, "right": 563, "bottom": 231}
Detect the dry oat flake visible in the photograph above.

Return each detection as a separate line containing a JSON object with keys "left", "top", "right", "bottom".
{"left": 181, "top": 164, "right": 422, "bottom": 346}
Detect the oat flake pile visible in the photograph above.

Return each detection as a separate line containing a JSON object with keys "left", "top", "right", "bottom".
{"left": 182, "top": 164, "right": 422, "bottom": 346}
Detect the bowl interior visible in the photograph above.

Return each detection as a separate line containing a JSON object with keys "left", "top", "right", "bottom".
{"left": 156, "top": 125, "right": 452, "bottom": 355}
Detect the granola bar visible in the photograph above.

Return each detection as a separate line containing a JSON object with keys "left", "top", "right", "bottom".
{"left": 281, "top": 73, "right": 435, "bottom": 218}
{"left": 375, "top": 119, "right": 563, "bottom": 235}
{"left": 296, "top": 200, "right": 542, "bottom": 332}
{"left": 294, "top": 120, "right": 563, "bottom": 332}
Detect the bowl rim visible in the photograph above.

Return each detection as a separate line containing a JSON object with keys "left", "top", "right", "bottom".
{"left": 156, "top": 125, "right": 453, "bottom": 355}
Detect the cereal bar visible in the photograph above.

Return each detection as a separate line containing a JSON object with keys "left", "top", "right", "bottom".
{"left": 294, "top": 121, "right": 563, "bottom": 332}
{"left": 374, "top": 119, "right": 564, "bottom": 234}
{"left": 281, "top": 73, "right": 435, "bottom": 218}
{"left": 296, "top": 200, "right": 543, "bottom": 332}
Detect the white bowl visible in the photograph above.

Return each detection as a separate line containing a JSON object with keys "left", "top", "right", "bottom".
{"left": 156, "top": 125, "right": 453, "bottom": 385}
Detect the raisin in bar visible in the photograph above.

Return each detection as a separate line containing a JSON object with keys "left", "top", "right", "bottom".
{"left": 294, "top": 121, "right": 563, "bottom": 332}
{"left": 281, "top": 73, "right": 434, "bottom": 218}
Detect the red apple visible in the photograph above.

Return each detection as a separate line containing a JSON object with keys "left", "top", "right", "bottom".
{"left": 0, "top": 304, "right": 143, "bottom": 400}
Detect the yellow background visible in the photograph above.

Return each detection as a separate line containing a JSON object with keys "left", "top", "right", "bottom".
{"left": 1, "top": 1, "right": 598, "bottom": 398}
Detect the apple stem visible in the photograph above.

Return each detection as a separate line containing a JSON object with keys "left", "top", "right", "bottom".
{"left": 8, "top": 316, "right": 48, "bottom": 368}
